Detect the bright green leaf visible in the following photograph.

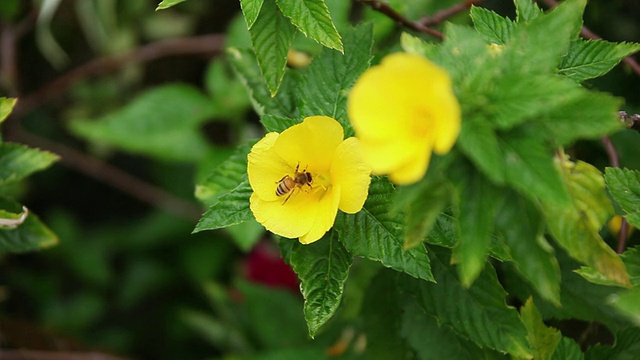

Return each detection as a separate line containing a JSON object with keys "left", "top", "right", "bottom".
{"left": 155, "top": 0, "right": 187, "bottom": 10}
{"left": 240, "top": 0, "right": 264, "bottom": 29}
{"left": 336, "top": 177, "right": 434, "bottom": 282}
{"left": 551, "top": 337, "right": 583, "bottom": 360}
{"left": 195, "top": 142, "right": 252, "bottom": 206}
{"left": 0, "top": 199, "right": 57, "bottom": 253}
{"left": 0, "top": 97, "right": 17, "bottom": 124}
{"left": 400, "top": 32, "right": 438, "bottom": 59}
{"left": 500, "top": 133, "right": 570, "bottom": 206}
{"left": 622, "top": 247, "right": 640, "bottom": 287}
{"left": 521, "top": 298, "right": 562, "bottom": 360}
{"left": 226, "top": 47, "right": 299, "bottom": 118}
{"left": 193, "top": 180, "right": 253, "bottom": 233}
{"left": 609, "top": 287, "right": 640, "bottom": 327}
{"left": 408, "top": 246, "right": 531, "bottom": 358}
{"left": 470, "top": 6, "right": 514, "bottom": 44}
{"left": 289, "top": 230, "right": 352, "bottom": 337}
{"left": 605, "top": 167, "right": 640, "bottom": 228}
{"left": 297, "top": 23, "right": 372, "bottom": 136}
{"left": 543, "top": 158, "right": 630, "bottom": 287}
{"left": 249, "top": 0, "right": 296, "bottom": 96}
{"left": 0, "top": 143, "right": 59, "bottom": 186}
{"left": 458, "top": 117, "right": 506, "bottom": 185}
{"left": 560, "top": 39, "right": 640, "bottom": 82}
{"left": 497, "top": 192, "right": 561, "bottom": 305}
{"left": 275, "top": 0, "right": 342, "bottom": 52}
{"left": 515, "top": 0, "right": 543, "bottom": 23}
{"left": 452, "top": 164, "right": 502, "bottom": 287}
{"left": 69, "top": 85, "right": 215, "bottom": 162}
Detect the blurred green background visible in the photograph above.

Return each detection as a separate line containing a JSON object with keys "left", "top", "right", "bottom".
{"left": 0, "top": 0, "right": 638, "bottom": 359}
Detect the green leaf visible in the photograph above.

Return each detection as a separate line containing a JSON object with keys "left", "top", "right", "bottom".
{"left": 297, "top": 23, "right": 372, "bottom": 136}
{"left": 408, "top": 246, "right": 531, "bottom": 358}
{"left": 275, "top": 0, "right": 342, "bottom": 52}
{"left": 193, "top": 180, "right": 253, "bottom": 233}
{"left": 240, "top": 0, "right": 264, "bottom": 29}
{"left": 515, "top": 0, "right": 543, "bottom": 23}
{"left": 69, "top": 84, "right": 215, "bottom": 162}
{"left": 551, "top": 337, "right": 583, "bottom": 360}
{"left": 470, "top": 6, "right": 514, "bottom": 44}
{"left": 458, "top": 117, "right": 506, "bottom": 185}
{"left": 155, "top": 0, "right": 187, "bottom": 10}
{"left": 401, "top": 298, "right": 504, "bottom": 360}
{"left": 195, "top": 142, "right": 252, "bottom": 206}
{"left": 227, "top": 47, "right": 299, "bottom": 118}
{"left": 260, "top": 114, "right": 298, "bottom": 133}
{"left": 520, "top": 298, "right": 561, "bottom": 360}
{"left": 0, "top": 143, "right": 59, "bottom": 186}
{"left": 249, "top": 0, "right": 296, "bottom": 96}
{"left": 622, "top": 247, "right": 640, "bottom": 287}
{"left": 204, "top": 59, "right": 252, "bottom": 118}
{"left": 0, "top": 199, "right": 57, "bottom": 253}
{"left": 500, "top": 133, "right": 570, "bottom": 206}
{"left": 452, "top": 164, "right": 503, "bottom": 287}
{"left": 335, "top": 177, "right": 434, "bottom": 282}
{"left": 560, "top": 39, "right": 640, "bottom": 82}
{"left": 605, "top": 167, "right": 640, "bottom": 228}
{"left": 539, "top": 90, "right": 623, "bottom": 145}
{"left": 609, "top": 286, "right": 640, "bottom": 327}
{"left": 505, "top": 0, "right": 585, "bottom": 74}
{"left": 497, "top": 192, "right": 561, "bottom": 305}
{"left": 400, "top": 32, "right": 438, "bottom": 59}
{"left": 237, "top": 281, "right": 308, "bottom": 349}
{"left": 574, "top": 266, "right": 631, "bottom": 288}
{"left": 586, "top": 328, "right": 640, "bottom": 360}
{"left": 289, "top": 230, "right": 352, "bottom": 337}
{"left": 401, "top": 179, "right": 452, "bottom": 249}
{"left": 543, "top": 159, "right": 630, "bottom": 287}
{"left": 0, "top": 97, "right": 17, "bottom": 123}
{"left": 361, "top": 269, "right": 413, "bottom": 360}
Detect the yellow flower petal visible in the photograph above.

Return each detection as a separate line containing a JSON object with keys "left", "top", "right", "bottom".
{"left": 330, "top": 137, "right": 371, "bottom": 213}
{"left": 299, "top": 186, "right": 341, "bottom": 244}
{"left": 274, "top": 116, "right": 344, "bottom": 173}
{"left": 247, "top": 132, "right": 290, "bottom": 202}
{"left": 348, "top": 52, "right": 461, "bottom": 185}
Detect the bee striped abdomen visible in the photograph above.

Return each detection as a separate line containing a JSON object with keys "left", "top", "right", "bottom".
{"left": 276, "top": 176, "right": 295, "bottom": 197}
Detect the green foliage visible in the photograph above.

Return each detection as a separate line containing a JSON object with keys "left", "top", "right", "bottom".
{"left": 0, "top": 142, "right": 59, "bottom": 186}
{"left": 520, "top": 298, "right": 561, "bottom": 360}
{"left": 155, "top": 0, "right": 187, "bottom": 10}
{"left": 560, "top": 40, "right": 640, "bottom": 82}
{"left": 0, "top": 97, "right": 17, "bottom": 123}
{"left": 605, "top": 167, "right": 640, "bottom": 228}
{"left": 275, "top": 0, "right": 343, "bottom": 52}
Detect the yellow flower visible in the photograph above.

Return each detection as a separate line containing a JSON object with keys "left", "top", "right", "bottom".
{"left": 347, "top": 52, "right": 461, "bottom": 185}
{"left": 247, "top": 116, "right": 371, "bottom": 244}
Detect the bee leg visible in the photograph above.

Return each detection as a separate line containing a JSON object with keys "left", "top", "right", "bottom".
{"left": 282, "top": 189, "right": 295, "bottom": 205}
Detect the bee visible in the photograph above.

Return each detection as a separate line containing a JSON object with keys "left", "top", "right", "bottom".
{"left": 276, "top": 163, "right": 313, "bottom": 204}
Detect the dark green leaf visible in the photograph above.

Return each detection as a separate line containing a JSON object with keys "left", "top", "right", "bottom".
{"left": 408, "top": 246, "right": 531, "bottom": 358}
{"left": 297, "top": 23, "right": 372, "bottom": 135}
{"left": 470, "top": 6, "right": 514, "bottom": 44}
{"left": 452, "top": 164, "right": 503, "bottom": 287}
{"left": 275, "top": 0, "right": 342, "bottom": 52}
{"left": 402, "top": 179, "right": 452, "bottom": 249}
{"left": 496, "top": 192, "right": 561, "bottom": 305}
{"left": 586, "top": 328, "right": 640, "bottom": 360}
{"left": 289, "top": 230, "right": 352, "bottom": 337}
{"left": 361, "top": 269, "right": 413, "bottom": 360}
{"left": 69, "top": 84, "right": 215, "bottom": 162}
{"left": 500, "top": 133, "right": 570, "bottom": 206}
{"left": 609, "top": 287, "right": 640, "bottom": 327}
{"left": 605, "top": 167, "right": 640, "bottom": 228}
{"left": 240, "top": 0, "right": 264, "bottom": 29}
{"left": 193, "top": 180, "right": 253, "bottom": 233}
{"left": 0, "top": 143, "right": 59, "bottom": 186}
{"left": 0, "top": 199, "right": 57, "bottom": 253}
{"left": 622, "top": 247, "right": 640, "bottom": 287}
{"left": 458, "top": 117, "right": 506, "bottom": 185}
{"left": 542, "top": 159, "right": 630, "bottom": 287}
{"left": 560, "top": 39, "right": 640, "bottom": 82}
{"left": 550, "top": 337, "right": 583, "bottom": 360}
{"left": 336, "top": 177, "right": 434, "bottom": 282}
{"left": 260, "top": 114, "right": 299, "bottom": 133}
{"left": 249, "top": 0, "right": 296, "bottom": 96}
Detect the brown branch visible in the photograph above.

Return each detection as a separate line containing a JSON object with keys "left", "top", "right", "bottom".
{"left": 419, "top": 0, "right": 483, "bottom": 27}
{"left": 357, "top": 0, "right": 444, "bottom": 40}
{"left": 13, "top": 126, "right": 204, "bottom": 223}
{"left": 13, "top": 34, "right": 226, "bottom": 116}
{"left": 540, "top": 0, "right": 640, "bottom": 77}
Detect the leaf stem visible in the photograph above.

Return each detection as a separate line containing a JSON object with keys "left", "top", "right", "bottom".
{"left": 356, "top": 0, "right": 444, "bottom": 40}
